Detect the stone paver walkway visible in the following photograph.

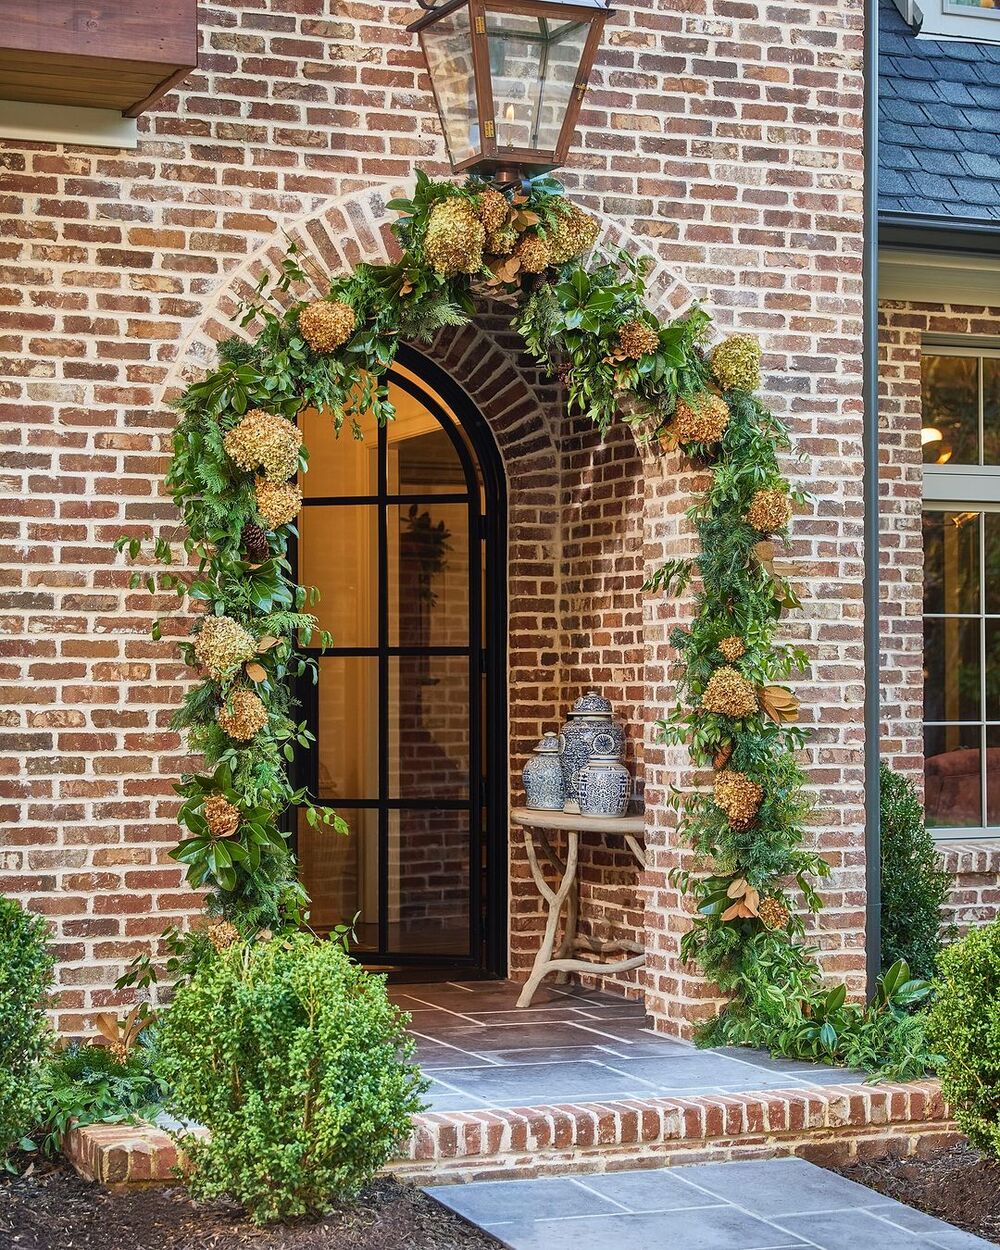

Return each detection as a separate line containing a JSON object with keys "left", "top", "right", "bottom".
{"left": 389, "top": 981, "right": 861, "bottom": 1112}
{"left": 425, "top": 1158, "right": 992, "bottom": 1250}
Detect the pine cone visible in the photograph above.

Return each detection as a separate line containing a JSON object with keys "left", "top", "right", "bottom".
{"left": 617, "top": 319, "right": 660, "bottom": 360}
{"left": 240, "top": 521, "right": 269, "bottom": 564}
{"left": 298, "top": 300, "right": 356, "bottom": 353}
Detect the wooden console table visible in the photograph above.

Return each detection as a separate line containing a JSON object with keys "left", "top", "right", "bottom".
{"left": 512, "top": 807, "right": 646, "bottom": 1008}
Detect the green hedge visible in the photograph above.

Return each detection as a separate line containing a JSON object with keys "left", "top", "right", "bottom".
{"left": 0, "top": 898, "right": 54, "bottom": 1160}
{"left": 880, "top": 763, "right": 950, "bottom": 981}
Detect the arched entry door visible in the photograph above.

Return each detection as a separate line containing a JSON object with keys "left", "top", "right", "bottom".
{"left": 294, "top": 346, "right": 507, "bottom": 977}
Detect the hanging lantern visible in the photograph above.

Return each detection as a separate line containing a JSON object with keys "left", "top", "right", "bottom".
{"left": 409, "top": 0, "right": 612, "bottom": 179}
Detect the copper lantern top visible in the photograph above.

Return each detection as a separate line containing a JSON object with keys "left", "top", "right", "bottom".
{"left": 409, "top": 0, "right": 612, "bottom": 179}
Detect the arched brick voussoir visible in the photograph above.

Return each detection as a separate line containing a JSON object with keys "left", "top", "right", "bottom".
{"left": 163, "top": 179, "right": 699, "bottom": 465}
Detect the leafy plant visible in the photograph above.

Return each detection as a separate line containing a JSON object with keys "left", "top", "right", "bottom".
{"left": 880, "top": 763, "right": 952, "bottom": 980}
{"left": 156, "top": 935, "right": 426, "bottom": 1224}
{"left": 927, "top": 922, "right": 1000, "bottom": 1155}
{"left": 37, "top": 1036, "right": 165, "bottom": 1156}
{"left": 0, "top": 898, "right": 54, "bottom": 1164}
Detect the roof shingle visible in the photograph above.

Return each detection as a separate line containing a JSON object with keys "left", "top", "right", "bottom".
{"left": 879, "top": 0, "right": 1000, "bottom": 221}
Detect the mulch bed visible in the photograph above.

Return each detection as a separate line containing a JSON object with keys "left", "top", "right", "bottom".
{"left": 0, "top": 1161, "right": 503, "bottom": 1250}
{"left": 838, "top": 1142, "right": 1000, "bottom": 1246}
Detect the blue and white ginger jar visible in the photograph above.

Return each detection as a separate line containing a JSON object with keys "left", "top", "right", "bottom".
{"left": 576, "top": 734, "right": 631, "bottom": 818}
{"left": 558, "top": 691, "right": 626, "bottom": 811}
{"left": 522, "top": 733, "right": 565, "bottom": 811}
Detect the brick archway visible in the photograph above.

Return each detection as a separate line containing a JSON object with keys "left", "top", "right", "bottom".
{"left": 163, "top": 183, "right": 705, "bottom": 1029}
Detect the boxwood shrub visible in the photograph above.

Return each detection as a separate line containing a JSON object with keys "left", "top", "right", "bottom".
{"left": 927, "top": 920, "right": 1000, "bottom": 1156}
{"left": 0, "top": 898, "right": 54, "bottom": 1160}
{"left": 156, "top": 934, "right": 426, "bottom": 1223}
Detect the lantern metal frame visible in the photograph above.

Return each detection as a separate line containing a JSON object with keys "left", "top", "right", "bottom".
{"left": 409, "top": 0, "right": 612, "bottom": 178}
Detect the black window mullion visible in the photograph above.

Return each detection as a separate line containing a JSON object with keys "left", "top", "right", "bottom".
{"left": 377, "top": 421, "right": 390, "bottom": 955}
{"left": 467, "top": 489, "right": 484, "bottom": 964}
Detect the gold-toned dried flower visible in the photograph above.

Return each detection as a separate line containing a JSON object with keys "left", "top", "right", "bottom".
{"left": 218, "top": 689, "right": 269, "bottom": 741}
{"left": 617, "top": 318, "right": 660, "bottom": 360}
{"left": 757, "top": 896, "right": 791, "bottom": 931}
{"left": 746, "top": 487, "right": 792, "bottom": 534}
{"left": 255, "top": 477, "right": 302, "bottom": 530}
{"left": 673, "top": 392, "right": 730, "bottom": 445}
{"left": 193, "top": 615, "right": 257, "bottom": 679}
{"left": 710, "top": 333, "right": 762, "bottom": 392}
{"left": 514, "top": 232, "right": 550, "bottom": 274}
{"left": 223, "top": 408, "right": 302, "bottom": 482}
{"left": 547, "top": 202, "right": 600, "bottom": 265}
{"left": 203, "top": 793, "right": 240, "bottom": 840}
{"left": 713, "top": 770, "right": 763, "bottom": 826}
{"left": 485, "top": 226, "right": 518, "bottom": 257}
{"left": 717, "top": 636, "right": 745, "bottom": 662}
{"left": 207, "top": 919, "right": 241, "bottom": 951}
{"left": 298, "top": 300, "right": 356, "bottom": 353}
{"left": 701, "top": 666, "right": 758, "bottom": 718}
{"left": 424, "top": 198, "right": 485, "bottom": 276}
{"left": 477, "top": 187, "right": 510, "bottom": 234}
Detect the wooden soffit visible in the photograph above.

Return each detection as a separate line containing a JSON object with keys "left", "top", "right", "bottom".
{"left": 0, "top": 2, "right": 198, "bottom": 118}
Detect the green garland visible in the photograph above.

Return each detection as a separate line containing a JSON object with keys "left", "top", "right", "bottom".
{"left": 123, "top": 171, "right": 932, "bottom": 1076}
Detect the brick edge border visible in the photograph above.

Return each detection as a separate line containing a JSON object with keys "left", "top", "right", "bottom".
{"left": 65, "top": 1079, "right": 957, "bottom": 1188}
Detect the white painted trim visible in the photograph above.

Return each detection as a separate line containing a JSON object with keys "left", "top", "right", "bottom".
{"left": 892, "top": 0, "right": 1000, "bottom": 40}
{"left": 879, "top": 249, "right": 1000, "bottom": 306}
{"left": 0, "top": 100, "right": 137, "bottom": 149}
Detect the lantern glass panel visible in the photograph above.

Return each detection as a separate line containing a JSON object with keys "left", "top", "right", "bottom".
{"left": 420, "top": 5, "right": 481, "bottom": 166}
{"left": 485, "top": 7, "right": 591, "bottom": 155}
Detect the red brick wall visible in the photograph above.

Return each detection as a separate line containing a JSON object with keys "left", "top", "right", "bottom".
{"left": 1, "top": 0, "right": 870, "bottom": 1033}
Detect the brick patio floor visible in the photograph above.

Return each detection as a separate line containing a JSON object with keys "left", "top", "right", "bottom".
{"left": 389, "top": 980, "right": 864, "bottom": 1112}
{"left": 426, "top": 1157, "right": 992, "bottom": 1249}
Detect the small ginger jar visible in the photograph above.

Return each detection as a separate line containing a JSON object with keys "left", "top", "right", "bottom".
{"left": 558, "top": 691, "right": 626, "bottom": 811}
{"left": 522, "top": 734, "right": 565, "bottom": 811}
{"left": 576, "top": 734, "right": 631, "bottom": 819}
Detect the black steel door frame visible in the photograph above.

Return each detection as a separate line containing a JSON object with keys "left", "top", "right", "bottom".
{"left": 290, "top": 345, "right": 508, "bottom": 979}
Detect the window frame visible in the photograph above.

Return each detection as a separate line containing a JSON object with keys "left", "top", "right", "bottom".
{"left": 893, "top": 0, "right": 1000, "bottom": 41}
{"left": 922, "top": 341, "right": 1000, "bottom": 840}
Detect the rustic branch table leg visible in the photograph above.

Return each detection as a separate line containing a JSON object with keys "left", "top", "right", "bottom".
{"left": 516, "top": 828, "right": 579, "bottom": 1008}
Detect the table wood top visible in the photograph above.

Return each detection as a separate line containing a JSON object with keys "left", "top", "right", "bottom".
{"left": 510, "top": 806, "right": 645, "bottom": 836}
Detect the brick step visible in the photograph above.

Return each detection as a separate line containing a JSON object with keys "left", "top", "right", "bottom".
{"left": 65, "top": 1078, "right": 957, "bottom": 1189}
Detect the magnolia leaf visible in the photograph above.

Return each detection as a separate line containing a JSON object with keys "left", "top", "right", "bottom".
{"left": 512, "top": 209, "right": 540, "bottom": 228}
{"left": 744, "top": 886, "right": 760, "bottom": 915}
{"left": 727, "top": 877, "right": 749, "bottom": 899}
{"left": 760, "top": 684, "right": 799, "bottom": 724}
{"left": 752, "top": 540, "right": 775, "bottom": 573}
{"left": 721, "top": 900, "right": 756, "bottom": 922}
{"left": 245, "top": 662, "right": 267, "bottom": 683}
{"left": 256, "top": 635, "right": 279, "bottom": 653}
{"left": 94, "top": 1012, "right": 120, "bottom": 1044}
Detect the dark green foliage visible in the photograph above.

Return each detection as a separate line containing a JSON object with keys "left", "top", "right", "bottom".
{"left": 880, "top": 763, "right": 951, "bottom": 979}
{"left": 927, "top": 922, "right": 1000, "bottom": 1154}
{"left": 0, "top": 899, "right": 54, "bottom": 1161}
{"left": 38, "top": 1041, "right": 165, "bottom": 1155}
{"left": 156, "top": 936, "right": 426, "bottom": 1224}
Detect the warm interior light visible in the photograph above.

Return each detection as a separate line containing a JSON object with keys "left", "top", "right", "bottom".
{"left": 921, "top": 426, "right": 943, "bottom": 446}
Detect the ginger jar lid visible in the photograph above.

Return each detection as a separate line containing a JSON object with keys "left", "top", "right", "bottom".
{"left": 567, "top": 690, "right": 613, "bottom": 719}
{"left": 534, "top": 733, "right": 561, "bottom": 754}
